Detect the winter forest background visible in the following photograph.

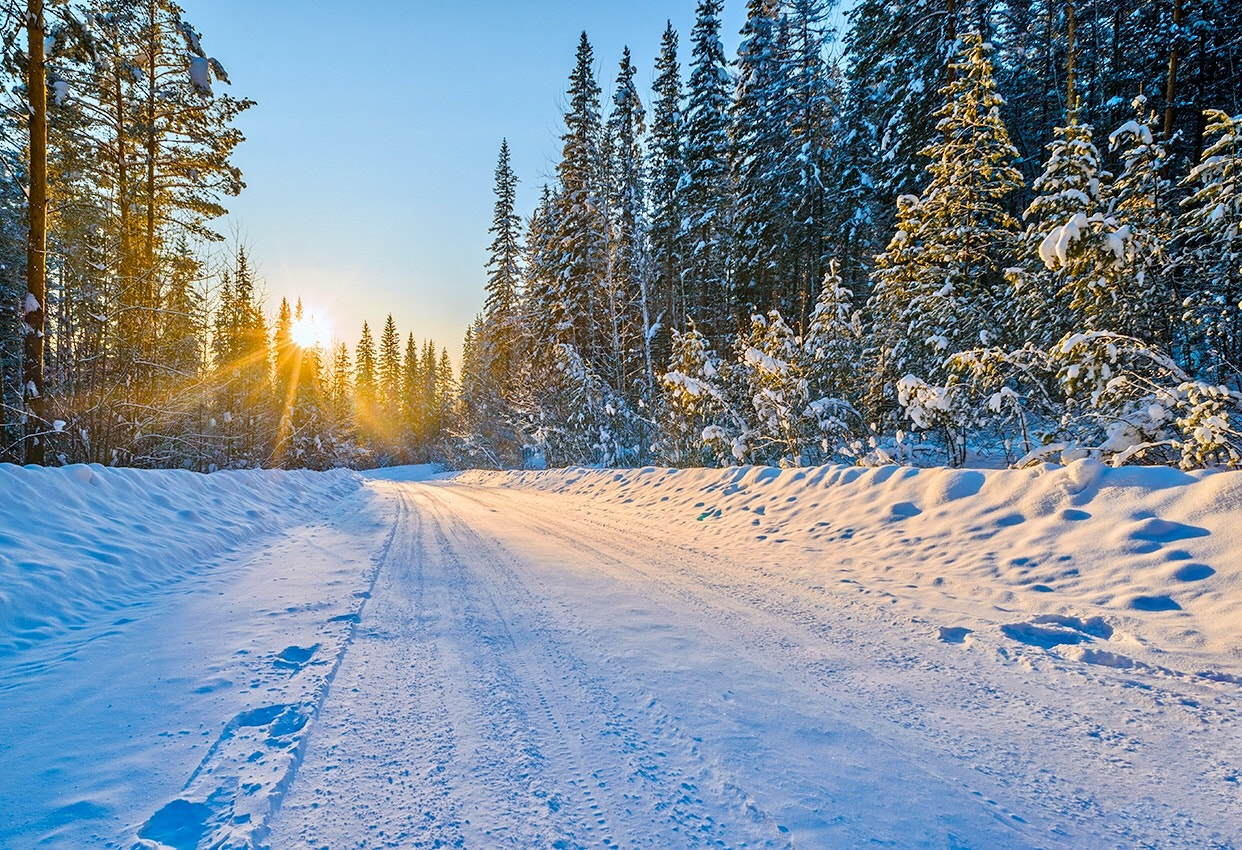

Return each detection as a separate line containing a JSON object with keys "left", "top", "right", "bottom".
{"left": 2, "top": 0, "right": 1241, "bottom": 472}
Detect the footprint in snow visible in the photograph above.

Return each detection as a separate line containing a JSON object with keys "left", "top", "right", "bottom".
{"left": 1001, "top": 614, "right": 1112, "bottom": 649}
{"left": 938, "top": 626, "right": 972, "bottom": 644}
{"left": 1129, "top": 594, "right": 1181, "bottom": 612}
{"left": 273, "top": 644, "right": 319, "bottom": 671}
{"left": 1172, "top": 563, "right": 1215, "bottom": 582}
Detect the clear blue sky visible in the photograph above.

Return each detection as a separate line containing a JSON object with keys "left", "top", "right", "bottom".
{"left": 189, "top": 2, "right": 767, "bottom": 359}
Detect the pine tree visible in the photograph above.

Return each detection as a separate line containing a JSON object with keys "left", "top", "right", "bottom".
{"left": 550, "top": 33, "right": 607, "bottom": 358}
{"left": 647, "top": 22, "right": 686, "bottom": 357}
{"left": 484, "top": 139, "right": 523, "bottom": 386}
{"left": 354, "top": 321, "right": 378, "bottom": 450}
{"left": 867, "top": 32, "right": 1024, "bottom": 424}
{"left": 1173, "top": 110, "right": 1242, "bottom": 381}
{"left": 682, "top": 0, "right": 733, "bottom": 341}
{"left": 730, "top": 0, "right": 794, "bottom": 320}
{"left": 604, "top": 46, "right": 654, "bottom": 407}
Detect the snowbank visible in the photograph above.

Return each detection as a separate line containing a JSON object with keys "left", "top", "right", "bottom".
{"left": 0, "top": 463, "right": 361, "bottom": 654}
{"left": 455, "top": 461, "right": 1242, "bottom": 674}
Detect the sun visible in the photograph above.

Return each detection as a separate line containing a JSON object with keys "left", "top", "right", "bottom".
{"left": 290, "top": 313, "right": 330, "bottom": 349}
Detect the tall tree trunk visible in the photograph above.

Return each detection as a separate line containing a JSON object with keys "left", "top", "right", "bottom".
{"left": 24, "top": 0, "right": 48, "bottom": 465}
{"left": 1066, "top": 0, "right": 1077, "bottom": 113}
{"left": 144, "top": 0, "right": 160, "bottom": 370}
{"left": 1164, "top": 0, "right": 1182, "bottom": 140}
{"left": 945, "top": 0, "right": 957, "bottom": 88}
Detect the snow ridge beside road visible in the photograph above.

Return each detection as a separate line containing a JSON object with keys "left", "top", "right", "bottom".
{"left": 0, "top": 463, "right": 361, "bottom": 655}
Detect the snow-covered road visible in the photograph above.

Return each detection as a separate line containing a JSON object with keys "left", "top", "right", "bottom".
{"left": 2, "top": 462, "right": 1241, "bottom": 848}
{"left": 270, "top": 480, "right": 1024, "bottom": 848}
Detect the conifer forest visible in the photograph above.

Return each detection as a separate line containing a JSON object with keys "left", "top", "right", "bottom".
{"left": 4, "top": 0, "right": 1242, "bottom": 472}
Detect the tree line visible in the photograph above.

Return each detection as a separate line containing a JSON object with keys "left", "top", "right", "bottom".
{"left": 1, "top": 1, "right": 452, "bottom": 469}
{"left": 4, "top": 1, "right": 1242, "bottom": 472}
{"left": 456, "top": 0, "right": 1242, "bottom": 470}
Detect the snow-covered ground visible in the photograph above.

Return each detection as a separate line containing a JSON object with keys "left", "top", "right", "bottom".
{"left": 1, "top": 461, "right": 1240, "bottom": 848}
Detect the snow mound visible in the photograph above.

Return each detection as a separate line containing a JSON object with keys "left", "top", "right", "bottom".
{"left": 453, "top": 463, "right": 1242, "bottom": 672}
{"left": 0, "top": 464, "right": 361, "bottom": 655}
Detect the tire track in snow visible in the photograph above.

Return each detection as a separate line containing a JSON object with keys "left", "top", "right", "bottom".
{"left": 437, "top": 480, "right": 1241, "bottom": 849}
{"left": 412, "top": 483, "right": 794, "bottom": 849}
{"left": 265, "top": 484, "right": 470, "bottom": 849}
{"left": 416, "top": 482, "right": 1015, "bottom": 848}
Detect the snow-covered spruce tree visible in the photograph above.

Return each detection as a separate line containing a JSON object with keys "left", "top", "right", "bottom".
{"left": 785, "top": 0, "right": 843, "bottom": 317}
{"left": 1106, "top": 98, "right": 1175, "bottom": 346}
{"left": 551, "top": 33, "right": 607, "bottom": 360}
{"left": 1046, "top": 330, "right": 1242, "bottom": 469}
{"left": 520, "top": 186, "right": 560, "bottom": 345}
{"left": 483, "top": 139, "right": 523, "bottom": 393}
{"left": 353, "top": 320, "right": 378, "bottom": 456}
{"left": 528, "top": 343, "right": 641, "bottom": 468}
{"left": 657, "top": 320, "right": 743, "bottom": 466}
{"left": 647, "top": 22, "right": 685, "bottom": 362}
{"left": 682, "top": 0, "right": 734, "bottom": 342}
{"left": 802, "top": 261, "right": 864, "bottom": 460}
{"left": 942, "top": 108, "right": 1171, "bottom": 465}
{"left": 1172, "top": 110, "right": 1242, "bottom": 384}
{"left": 1020, "top": 119, "right": 1162, "bottom": 345}
{"left": 1007, "top": 108, "right": 1108, "bottom": 347}
{"left": 736, "top": 310, "right": 812, "bottom": 467}
{"left": 730, "top": 0, "right": 794, "bottom": 320}
{"left": 865, "top": 32, "right": 1023, "bottom": 463}
{"left": 604, "top": 47, "right": 655, "bottom": 412}
{"left": 458, "top": 140, "right": 526, "bottom": 468}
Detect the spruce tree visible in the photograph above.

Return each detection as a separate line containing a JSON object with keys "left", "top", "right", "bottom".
{"left": 379, "top": 314, "right": 402, "bottom": 419}
{"left": 354, "top": 321, "right": 378, "bottom": 449}
{"left": 1107, "top": 99, "right": 1175, "bottom": 347}
{"left": 867, "top": 33, "right": 1024, "bottom": 422}
{"left": 1173, "top": 110, "right": 1242, "bottom": 381}
{"left": 1008, "top": 110, "right": 1108, "bottom": 347}
{"left": 648, "top": 22, "right": 686, "bottom": 356}
{"left": 786, "top": 0, "right": 842, "bottom": 319}
{"left": 604, "top": 46, "right": 654, "bottom": 405}
{"left": 682, "top": 0, "right": 733, "bottom": 340}
{"left": 551, "top": 33, "right": 607, "bottom": 358}
{"left": 730, "top": 0, "right": 794, "bottom": 320}
{"left": 402, "top": 332, "right": 421, "bottom": 445}
{"left": 484, "top": 139, "right": 523, "bottom": 387}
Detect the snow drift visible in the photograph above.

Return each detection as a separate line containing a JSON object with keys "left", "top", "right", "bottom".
{"left": 0, "top": 463, "right": 360, "bottom": 655}
{"left": 456, "top": 460, "right": 1242, "bottom": 676}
